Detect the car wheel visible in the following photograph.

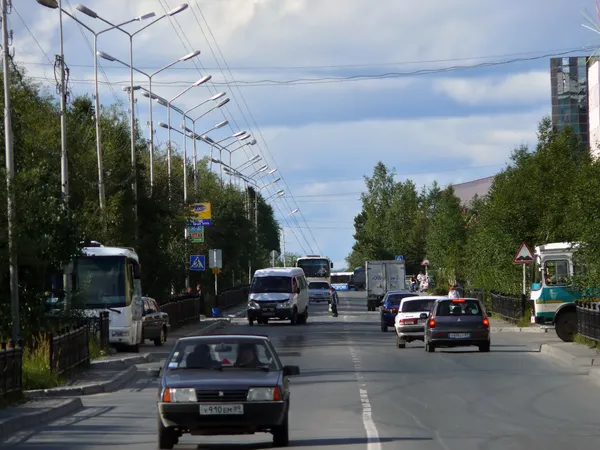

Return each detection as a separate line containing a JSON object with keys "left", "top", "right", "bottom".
{"left": 380, "top": 321, "right": 388, "bottom": 332}
{"left": 479, "top": 341, "right": 491, "bottom": 352}
{"left": 129, "top": 343, "right": 140, "bottom": 353}
{"left": 272, "top": 413, "right": 290, "bottom": 447}
{"left": 157, "top": 417, "right": 176, "bottom": 449}
{"left": 425, "top": 342, "right": 435, "bottom": 353}
{"left": 555, "top": 310, "right": 577, "bottom": 343}
{"left": 154, "top": 327, "right": 166, "bottom": 347}
{"left": 248, "top": 318, "right": 254, "bottom": 326}
{"left": 396, "top": 336, "right": 406, "bottom": 348}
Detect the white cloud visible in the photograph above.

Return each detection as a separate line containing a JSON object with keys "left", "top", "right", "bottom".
{"left": 433, "top": 71, "right": 550, "bottom": 106}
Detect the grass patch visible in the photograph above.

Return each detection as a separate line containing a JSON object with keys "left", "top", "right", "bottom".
{"left": 574, "top": 334, "right": 600, "bottom": 351}
{"left": 21, "top": 334, "right": 63, "bottom": 391}
{"left": 89, "top": 336, "right": 110, "bottom": 360}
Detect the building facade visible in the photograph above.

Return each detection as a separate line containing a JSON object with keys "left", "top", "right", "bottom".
{"left": 550, "top": 56, "right": 592, "bottom": 150}
{"left": 589, "top": 60, "right": 600, "bottom": 158}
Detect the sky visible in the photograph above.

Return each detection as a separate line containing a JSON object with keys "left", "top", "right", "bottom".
{"left": 10, "top": 0, "right": 600, "bottom": 270}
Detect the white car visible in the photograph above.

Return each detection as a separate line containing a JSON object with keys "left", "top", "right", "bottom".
{"left": 394, "top": 295, "right": 447, "bottom": 348}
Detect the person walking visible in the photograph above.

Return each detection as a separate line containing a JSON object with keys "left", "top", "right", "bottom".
{"left": 329, "top": 286, "right": 339, "bottom": 317}
{"left": 448, "top": 285, "right": 460, "bottom": 299}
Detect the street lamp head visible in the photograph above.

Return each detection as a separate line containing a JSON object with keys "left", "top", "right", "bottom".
{"left": 217, "top": 98, "right": 230, "bottom": 108}
{"left": 203, "top": 135, "right": 216, "bottom": 144}
{"left": 250, "top": 155, "right": 260, "bottom": 162}
{"left": 239, "top": 134, "right": 251, "bottom": 141}
{"left": 268, "top": 169, "right": 277, "bottom": 175}
{"left": 215, "top": 120, "right": 229, "bottom": 129}
{"left": 168, "top": 3, "right": 189, "bottom": 15}
{"left": 249, "top": 139, "right": 257, "bottom": 145}
{"left": 210, "top": 92, "right": 226, "bottom": 101}
{"left": 96, "top": 51, "right": 116, "bottom": 62}
{"left": 210, "top": 157, "right": 220, "bottom": 164}
{"left": 158, "top": 122, "right": 169, "bottom": 129}
{"left": 137, "top": 12, "right": 156, "bottom": 21}
{"left": 258, "top": 165, "right": 268, "bottom": 172}
{"left": 124, "top": 85, "right": 141, "bottom": 91}
{"left": 273, "top": 177, "right": 282, "bottom": 183}
{"left": 180, "top": 50, "right": 201, "bottom": 61}
{"left": 277, "top": 190, "right": 285, "bottom": 196}
{"left": 156, "top": 98, "right": 168, "bottom": 106}
{"left": 75, "top": 4, "right": 98, "bottom": 18}
{"left": 36, "top": 0, "right": 59, "bottom": 9}
{"left": 193, "top": 75, "right": 212, "bottom": 86}
{"left": 233, "top": 131, "right": 246, "bottom": 138}
{"left": 291, "top": 208, "right": 299, "bottom": 215}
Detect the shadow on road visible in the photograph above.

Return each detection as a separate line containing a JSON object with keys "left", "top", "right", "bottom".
{"left": 193, "top": 436, "right": 433, "bottom": 448}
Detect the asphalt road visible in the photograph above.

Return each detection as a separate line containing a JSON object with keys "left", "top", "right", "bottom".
{"left": 3, "top": 292, "right": 600, "bottom": 449}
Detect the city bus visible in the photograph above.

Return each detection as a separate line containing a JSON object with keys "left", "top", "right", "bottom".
{"left": 296, "top": 255, "right": 333, "bottom": 285}
{"left": 530, "top": 242, "right": 583, "bottom": 342}
{"left": 70, "top": 243, "right": 144, "bottom": 352}
{"left": 331, "top": 272, "right": 353, "bottom": 291}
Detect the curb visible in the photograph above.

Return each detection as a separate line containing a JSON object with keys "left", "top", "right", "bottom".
{"left": 0, "top": 397, "right": 83, "bottom": 440}
{"left": 90, "top": 353, "right": 153, "bottom": 369}
{"left": 491, "top": 326, "right": 549, "bottom": 333}
{"left": 24, "top": 365, "right": 139, "bottom": 399}
{"left": 540, "top": 343, "right": 598, "bottom": 367}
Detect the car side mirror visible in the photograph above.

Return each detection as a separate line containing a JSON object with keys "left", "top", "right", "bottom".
{"left": 420, "top": 313, "right": 428, "bottom": 319}
{"left": 283, "top": 365, "right": 300, "bottom": 376}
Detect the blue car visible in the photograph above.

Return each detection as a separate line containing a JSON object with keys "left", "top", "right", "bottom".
{"left": 380, "top": 290, "right": 415, "bottom": 332}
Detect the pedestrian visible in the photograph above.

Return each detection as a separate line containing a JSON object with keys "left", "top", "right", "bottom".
{"left": 448, "top": 285, "right": 460, "bottom": 299}
{"left": 328, "top": 286, "right": 339, "bottom": 317}
{"left": 196, "top": 284, "right": 205, "bottom": 313}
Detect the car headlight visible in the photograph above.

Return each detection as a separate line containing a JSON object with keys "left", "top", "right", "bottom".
{"left": 162, "top": 387, "right": 197, "bottom": 403}
{"left": 277, "top": 301, "right": 291, "bottom": 308}
{"left": 247, "top": 387, "right": 281, "bottom": 401}
{"left": 248, "top": 300, "right": 260, "bottom": 309}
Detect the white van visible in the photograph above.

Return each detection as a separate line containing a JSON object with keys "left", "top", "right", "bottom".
{"left": 247, "top": 267, "right": 309, "bottom": 326}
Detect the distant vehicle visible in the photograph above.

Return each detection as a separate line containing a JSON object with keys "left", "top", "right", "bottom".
{"left": 424, "top": 298, "right": 491, "bottom": 353}
{"left": 330, "top": 272, "right": 353, "bottom": 291}
{"left": 156, "top": 334, "right": 300, "bottom": 449}
{"left": 394, "top": 296, "right": 444, "bottom": 348}
{"left": 308, "top": 281, "right": 332, "bottom": 303}
{"left": 379, "top": 290, "right": 414, "bottom": 332}
{"left": 296, "top": 255, "right": 333, "bottom": 285}
{"left": 366, "top": 260, "right": 407, "bottom": 311}
{"left": 69, "top": 243, "right": 144, "bottom": 352}
{"left": 142, "top": 297, "right": 170, "bottom": 347}
{"left": 353, "top": 267, "right": 366, "bottom": 290}
{"left": 531, "top": 242, "right": 582, "bottom": 342}
{"left": 247, "top": 267, "right": 309, "bottom": 325}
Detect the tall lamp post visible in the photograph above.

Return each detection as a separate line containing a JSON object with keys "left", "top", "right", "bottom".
{"left": 280, "top": 209, "right": 298, "bottom": 267}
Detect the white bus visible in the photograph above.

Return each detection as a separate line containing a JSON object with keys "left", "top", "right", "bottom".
{"left": 71, "top": 243, "right": 144, "bottom": 352}
{"left": 296, "top": 255, "right": 333, "bottom": 285}
{"left": 330, "top": 272, "right": 353, "bottom": 291}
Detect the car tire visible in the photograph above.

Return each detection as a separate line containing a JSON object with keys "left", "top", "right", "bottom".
{"left": 272, "top": 413, "right": 290, "bottom": 447}
{"left": 380, "top": 322, "right": 388, "bottom": 332}
{"left": 154, "top": 327, "right": 166, "bottom": 347}
{"left": 555, "top": 310, "right": 577, "bottom": 343}
{"left": 157, "top": 417, "right": 176, "bottom": 449}
{"left": 248, "top": 318, "right": 254, "bottom": 326}
{"left": 425, "top": 342, "right": 435, "bottom": 352}
{"left": 478, "top": 341, "right": 491, "bottom": 352}
{"left": 396, "top": 336, "right": 406, "bottom": 348}
{"left": 129, "top": 343, "right": 140, "bottom": 353}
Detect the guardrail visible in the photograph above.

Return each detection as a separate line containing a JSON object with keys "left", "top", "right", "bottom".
{"left": 576, "top": 301, "right": 600, "bottom": 343}
{"left": 48, "top": 325, "right": 90, "bottom": 375}
{"left": 490, "top": 292, "right": 526, "bottom": 323}
{"left": 0, "top": 341, "right": 22, "bottom": 398}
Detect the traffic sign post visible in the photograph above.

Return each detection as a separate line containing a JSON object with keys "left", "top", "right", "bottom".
{"left": 189, "top": 202, "right": 212, "bottom": 227}
{"left": 209, "top": 249, "right": 223, "bottom": 299}
{"left": 188, "top": 226, "right": 204, "bottom": 243}
{"left": 513, "top": 242, "right": 534, "bottom": 297}
{"left": 189, "top": 255, "right": 205, "bottom": 271}
{"left": 270, "top": 250, "right": 279, "bottom": 267}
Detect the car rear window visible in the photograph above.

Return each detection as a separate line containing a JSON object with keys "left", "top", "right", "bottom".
{"left": 436, "top": 300, "right": 483, "bottom": 316}
{"left": 401, "top": 299, "right": 435, "bottom": 313}
{"left": 386, "top": 293, "right": 413, "bottom": 306}
{"left": 309, "top": 282, "right": 330, "bottom": 289}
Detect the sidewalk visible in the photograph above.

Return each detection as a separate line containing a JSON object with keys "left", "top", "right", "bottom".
{"left": 489, "top": 316, "right": 551, "bottom": 333}
{"left": 0, "top": 305, "right": 246, "bottom": 440}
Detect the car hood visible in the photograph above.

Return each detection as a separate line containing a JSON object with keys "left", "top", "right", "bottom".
{"left": 164, "top": 369, "right": 281, "bottom": 389}
{"left": 248, "top": 293, "right": 291, "bottom": 301}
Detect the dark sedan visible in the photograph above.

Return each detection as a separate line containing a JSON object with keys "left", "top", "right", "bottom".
{"left": 156, "top": 334, "right": 300, "bottom": 449}
{"left": 424, "top": 298, "right": 491, "bottom": 352}
{"left": 379, "top": 290, "right": 414, "bottom": 332}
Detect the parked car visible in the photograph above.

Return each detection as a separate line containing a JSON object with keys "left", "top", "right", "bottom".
{"left": 394, "top": 296, "right": 445, "bottom": 348}
{"left": 156, "top": 334, "right": 300, "bottom": 449}
{"left": 424, "top": 297, "right": 491, "bottom": 353}
{"left": 142, "top": 297, "right": 170, "bottom": 346}
{"left": 379, "top": 290, "right": 414, "bottom": 332}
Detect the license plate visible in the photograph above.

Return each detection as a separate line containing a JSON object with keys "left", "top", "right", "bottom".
{"left": 262, "top": 308, "right": 274, "bottom": 312}
{"left": 199, "top": 404, "right": 244, "bottom": 415}
{"left": 448, "top": 333, "right": 470, "bottom": 338}
{"left": 418, "top": 319, "right": 426, "bottom": 324}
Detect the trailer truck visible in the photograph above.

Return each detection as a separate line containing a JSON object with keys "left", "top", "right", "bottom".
{"left": 366, "top": 260, "right": 407, "bottom": 311}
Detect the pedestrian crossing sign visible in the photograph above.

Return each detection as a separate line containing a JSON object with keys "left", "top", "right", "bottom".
{"left": 189, "top": 255, "right": 205, "bottom": 271}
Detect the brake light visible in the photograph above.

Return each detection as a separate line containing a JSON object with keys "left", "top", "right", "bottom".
{"left": 451, "top": 299, "right": 465, "bottom": 302}
{"left": 428, "top": 318, "right": 436, "bottom": 328}
{"left": 162, "top": 388, "right": 171, "bottom": 402}
{"left": 391, "top": 308, "right": 398, "bottom": 314}
{"left": 399, "top": 318, "right": 416, "bottom": 325}
{"left": 273, "top": 386, "right": 282, "bottom": 401}
{"left": 483, "top": 317, "right": 489, "bottom": 327}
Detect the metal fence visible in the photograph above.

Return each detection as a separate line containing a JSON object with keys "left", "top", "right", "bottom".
{"left": 161, "top": 296, "right": 203, "bottom": 328}
{"left": 84, "top": 311, "right": 110, "bottom": 349}
{"left": 48, "top": 325, "right": 91, "bottom": 375}
{"left": 0, "top": 341, "right": 22, "bottom": 397}
{"left": 217, "top": 285, "right": 250, "bottom": 309}
{"left": 576, "top": 301, "right": 600, "bottom": 343}
{"left": 490, "top": 292, "right": 526, "bottom": 322}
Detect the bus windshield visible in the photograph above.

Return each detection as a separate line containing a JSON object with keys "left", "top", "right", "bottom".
{"left": 297, "top": 259, "right": 330, "bottom": 278}
{"left": 75, "top": 256, "right": 129, "bottom": 308}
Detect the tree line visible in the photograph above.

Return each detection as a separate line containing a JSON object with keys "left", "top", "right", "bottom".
{"left": 0, "top": 61, "right": 280, "bottom": 339}
{"left": 347, "top": 118, "right": 600, "bottom": 295}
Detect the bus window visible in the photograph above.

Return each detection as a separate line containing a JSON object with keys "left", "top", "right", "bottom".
{"left": 544, "top": 260, "right": 570, "bottom": 286}
{"left": 532, "top": 256, "right": 542, "bottom": 289}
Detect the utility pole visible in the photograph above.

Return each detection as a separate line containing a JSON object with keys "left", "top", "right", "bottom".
{"left": 2, "top": 0, "right": 19, "bottom": 342}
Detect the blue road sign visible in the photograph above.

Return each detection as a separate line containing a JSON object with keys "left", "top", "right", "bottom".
{"left": 188, "top": 219, "right": 212, "bottom": 227}
{"left": 189, "top": 255, "right": 205, "bottom": 271}
{"left": 395, "top": 255, "right": 404, "bottom": 261}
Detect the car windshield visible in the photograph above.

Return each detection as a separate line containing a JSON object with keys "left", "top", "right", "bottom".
{"left": 401, "top": 299, "right": 436, "bottom": 313}
{"left": 166, "top": 339, "right": 280, "bottom": 371}
{"left": 250, "top": 276, "right": 292, "bottom": 294}
{"left": 386, "top": 293, "right": 413, "bottom": 306}
{"left": 436, "top": 300, "right": 483, "bottom": 316}
{"left": 309, "top": 282, "right": 329, "bottom": 290}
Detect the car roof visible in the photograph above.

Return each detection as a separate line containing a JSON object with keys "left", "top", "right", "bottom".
{"left": 400, "top": 295, "right": 447, "bottom": 302}
{"left": 386, "top": 290, "right": 413, "bottom": 295}
{"left": 177, "top": 334, "right": 271, "bottom": 342}
{"left": 253, "top": 267, "right": 304, "bottom": 277}
{"left": 436, "top": 297, "right": 481, "bottom": 302}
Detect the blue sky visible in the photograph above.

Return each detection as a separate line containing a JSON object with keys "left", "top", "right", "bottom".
{"left": 11, "top": 0, "right": 600, "bottom": 269}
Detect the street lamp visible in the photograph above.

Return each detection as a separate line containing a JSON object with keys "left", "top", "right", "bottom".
{"left": 79, "top": 2, "right": 189, "bottom": 234}
{"left": 248, "top": 164, "right": 268, "bottom": 178}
